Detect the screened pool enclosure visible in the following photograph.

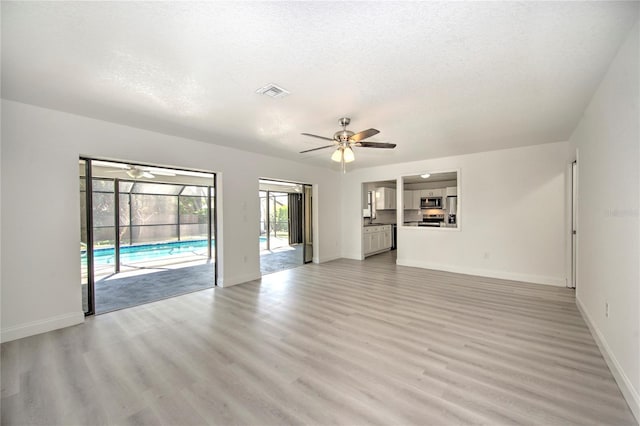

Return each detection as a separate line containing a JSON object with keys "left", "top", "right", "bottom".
{"left": 80, "top": 159, "right": 216, "bottom": 314}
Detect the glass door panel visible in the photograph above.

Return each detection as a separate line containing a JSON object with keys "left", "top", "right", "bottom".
{"left": 79, "top": 160, "right": 90, "bottom": 313}
{"left": 269, "top": 193, "right": 289, "bottom": 250}
{"left": 92, "top": 180, "right": 116, "bottom": 280}
{"left": 304, "top": 185, "right": 313, "bottom": 263}
{"left": 259, "top": 190, "right": 268, "bottom": 250}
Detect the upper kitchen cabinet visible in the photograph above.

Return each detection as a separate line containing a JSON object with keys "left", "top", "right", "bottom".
{"left": 401, "top": 170, "right": 460, "bottom": 229}
{"left": 420, "top": 188, "right": 444, "bottom": 198}
{"left": 403, "top": 190, "right": 421, "bottom": 210}
{"left": 375, "top": 187, "right": 396, "bottom": 210}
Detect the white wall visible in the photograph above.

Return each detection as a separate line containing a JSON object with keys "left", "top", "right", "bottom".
{"left": 570, "top": 23, "right": 639, "bottom": 419}
{"left": 342, "top": 141, "right": 572, "bottom": 286}
{"left": 0, "top": 100, "right": 342, "bottom": 342}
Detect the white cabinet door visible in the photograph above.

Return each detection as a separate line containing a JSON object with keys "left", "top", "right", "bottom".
{"left": 404, "top": 190, "right": 420, "bottom": 210}
{"left": 412, "top": 191, "right": 421, "bottom": 208}
{"left": 363, "top": 232, "right": 372, "bottom": 254}
{"left": 403, "top": 190, "right": 413, "bottom": 209}
{"left": 382, "top": 228, "right": 392, "bottom": 249}
{"left": 387, "top": 188, "right": 396, "bottom": 209}
{"left": 370, "top": 231, "right": 381, "bottom": 252}
{"left": 375, "top": 188, "right": 396, "bottom": 210}
{"left": 446, "top": 186, "right": 457, "bottom": 196}
{"left": 375, "top": 189, "right": 385, "bottom": 210}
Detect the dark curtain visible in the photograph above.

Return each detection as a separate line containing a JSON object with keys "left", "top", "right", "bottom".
{"left": 288, "top": 193, "right": 303, "bottom": 244}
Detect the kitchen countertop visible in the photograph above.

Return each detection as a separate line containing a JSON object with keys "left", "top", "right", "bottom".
{"left": 403, "top": 221, "right": 458, "bottom": 228}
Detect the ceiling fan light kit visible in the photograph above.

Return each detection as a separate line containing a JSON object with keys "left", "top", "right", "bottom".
{"left": 300, "top": 117, "right": 397, "bottom": 173}
{"left": 331, "top": 146, "right": 356, "bottom": 168}
{"left": 126, "top": 168, "right": 154, "bottom": 179}
{"left": 343, "top": 146, "right": 355, "bottom": 163}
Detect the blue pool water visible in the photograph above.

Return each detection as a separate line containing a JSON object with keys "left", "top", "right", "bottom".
{"left": 82, "top": 239, "right": 213, "bottom": 266}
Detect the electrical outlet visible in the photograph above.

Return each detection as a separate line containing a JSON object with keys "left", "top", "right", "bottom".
{"left": 605, "top": 302, "right": 609, "bottom": 318}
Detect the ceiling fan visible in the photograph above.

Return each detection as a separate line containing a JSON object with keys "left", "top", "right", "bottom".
{"left": 125, "top": 166, "right": 155, "bottom": 179}
{"left": 300, "top": 117, "right": 396, "bottom": 172}
{"left": 104, "top": 164, "right": 176, "bottom": 179}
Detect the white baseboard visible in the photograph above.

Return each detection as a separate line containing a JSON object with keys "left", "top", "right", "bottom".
{"left": 318, "top": 254, "right": 342, "bottom": 263}
{"left": 395, "top": 258, "right": 566, "bottom": 287}
{"left": 218, "top": 272, "right": 261, "bottom": 288}
{"left": 1, "top": 311, "right": 84, "bottom": 343}
{"left": 341, "top": 252, "right": 363, "bottom": 261}
{"left": 576, "top": 297, "right": 640, "bottom": 422}
{"left": 219, "top": 254, "right": 342, "bottom": 287}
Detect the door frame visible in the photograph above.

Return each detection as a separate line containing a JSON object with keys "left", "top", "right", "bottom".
{"left": 303, "top": 184, "right": 313, "bottom": 264}
{"left": 258, "top": 179, "right": 314, "bottom": 268}
{"left": 570, "top": 159, "right": 578, "bottom": 289}
{"left": 80, "top": 157, "right": 218, "bottom": 315}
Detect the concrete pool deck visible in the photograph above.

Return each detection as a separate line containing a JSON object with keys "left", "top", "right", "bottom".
{"left": 88, "top": 243, "right": 304, "bottom": 313}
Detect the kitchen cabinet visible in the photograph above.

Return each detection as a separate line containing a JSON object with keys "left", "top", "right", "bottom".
{"left": 420, "top": 188, "right": 444, "bottom": 198}
{"left": 403, "top": 190, "right": 412, "bottom": 209}
{"left": 382, "top": 227, "right": 392, "bottom": 249}
{"left": 375, "top": 187, "right": 396, "bottom": 210}
{"left": 446, "top": 186, "right": 457, "bottom": 196}
{"left": 403, "top": 190, "right": 421, "bottom": 209}
{"left": 363, "top": 225, "right": 392, "bottom": 256}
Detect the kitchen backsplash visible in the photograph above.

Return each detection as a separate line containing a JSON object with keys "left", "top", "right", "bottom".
{"left": 372, "top": 210, "right": 397, "bottom": 224}
{"left": 403, "top": 210, "right": 423, "bottom": 222}
{"left": 423, "top": 208, "right": 444, "bottom": 215}
{"left": 372, "top": 208, "right": 446, "bottom": 224}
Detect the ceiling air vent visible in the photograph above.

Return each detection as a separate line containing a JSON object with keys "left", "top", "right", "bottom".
{"left": 255, "top": 83, "right": 290, "bottom": 99}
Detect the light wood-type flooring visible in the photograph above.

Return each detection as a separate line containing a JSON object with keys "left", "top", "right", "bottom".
{"left": 1, "top": 252, "right": 636, "bottom": 425}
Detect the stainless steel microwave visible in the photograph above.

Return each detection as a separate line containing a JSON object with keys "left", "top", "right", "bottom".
{"left": 420, "top": 197, "right": 442, "bottom": 208}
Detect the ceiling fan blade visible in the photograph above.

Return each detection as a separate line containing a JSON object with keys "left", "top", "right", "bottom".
{"left": 300, "top": 144, "right": 336, "bottom": 154}
{"left": 349, "top": 128, "right": 379, "bottom": 142}
{"left": 146, "top": 167, "right": 176, "bottom": 176}
{"left": 354, "top": 141, "right": 397, "bottom": 149}
{"left": 301, "top": 133, "right": 334, "bottom": 142}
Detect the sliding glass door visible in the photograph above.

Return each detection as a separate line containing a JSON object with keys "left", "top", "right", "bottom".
{"left": 79, "top": 159, "right": 93, "bottom": 315}
{"left": 258, "top": 180, "right": 313, "bottom": 275}
{"left": 80, "top": 158, "right": 216, "bottom": 315}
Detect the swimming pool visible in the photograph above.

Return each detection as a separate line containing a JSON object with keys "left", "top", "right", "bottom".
{"left": 82, "top": 239, "right": 214, "bottom": 266}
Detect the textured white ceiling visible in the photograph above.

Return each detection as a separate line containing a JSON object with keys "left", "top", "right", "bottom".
{"left": 2, "top": 2, "right": 638, "bottom": 170}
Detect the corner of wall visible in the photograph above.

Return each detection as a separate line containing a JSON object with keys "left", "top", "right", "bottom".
{"left": 576, "top": 296, "right": 640, "bottom": 422}
{"left": 318, "top": 253, "right": 342, "bottom": 263}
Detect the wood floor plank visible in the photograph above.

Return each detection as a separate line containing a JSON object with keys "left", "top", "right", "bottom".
{"left": 1, "top": 251, "right": 636, "bottom": 425}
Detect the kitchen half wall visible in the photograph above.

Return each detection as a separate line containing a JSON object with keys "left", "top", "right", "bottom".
{"left": 341, "top": 141, "right": 572, "bottom": 286}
